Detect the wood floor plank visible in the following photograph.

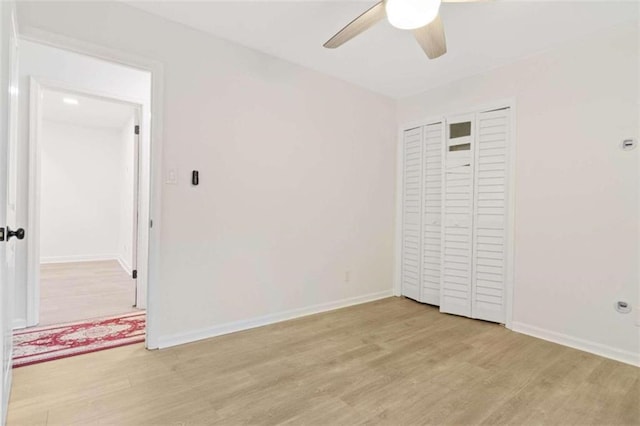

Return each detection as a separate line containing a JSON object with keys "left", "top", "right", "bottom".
{"left": 7, "top": 297, "right": 639, "bottom": 425}
{"left": 39, "top": 260, "right": 142, "bottom": 326}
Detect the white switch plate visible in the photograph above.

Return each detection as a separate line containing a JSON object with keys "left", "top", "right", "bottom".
{"left": 166, "top": 168, "right": 178, "bottom": 185}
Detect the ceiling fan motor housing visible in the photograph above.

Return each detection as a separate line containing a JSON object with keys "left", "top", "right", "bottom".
{"left": 384, "top": 0, "right": 442, "bottom": 30}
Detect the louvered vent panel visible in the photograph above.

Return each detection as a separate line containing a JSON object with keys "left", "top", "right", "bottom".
{"left": 421, "top": 122, "right": 443, "bottom": 305}
{"left": 401, "top": 127, "right": 423, "bottom": 301}
{"left": 440, "top": 117, "right": 474, "bottom": 318}
{"left": 472, "top": 109, "right": 510, "bottom": 323}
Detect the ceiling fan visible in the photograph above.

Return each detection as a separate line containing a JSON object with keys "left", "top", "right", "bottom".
{"left": 323, "top": 0, "right": 483, "bottom": 59}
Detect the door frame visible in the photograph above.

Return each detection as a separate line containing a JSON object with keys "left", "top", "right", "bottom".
{"left": 19, "top": 27, "right": 164, "bottom": 349}
{"left": 395, "top": 98, "right": 517, "bottom": 329}
{"left": 27, "top": 77, "right": 145, "bottom": 327}
{"left": 131, "top": 108, "right": 140, "bottom": 302}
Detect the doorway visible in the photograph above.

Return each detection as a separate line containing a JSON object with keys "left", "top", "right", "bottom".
{"left": 36, "top": 88, "right": 142, "bottom": 326}
{"left": 10, "top": 39, "right": 155, "bottom": 366}
{"left": 12, "top": 82, "right": 149, "bottom": 367}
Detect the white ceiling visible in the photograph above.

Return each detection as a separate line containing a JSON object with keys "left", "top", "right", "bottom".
{"left": 42, "top": 89, "right": 136, "bottom": 129}
{"left": 126, "top": 1, "right": 638, "bottom": 99}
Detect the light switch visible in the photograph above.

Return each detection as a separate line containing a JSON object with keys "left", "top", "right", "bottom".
{"left": 166, "top": 168, "right": 178, "bottom": 185}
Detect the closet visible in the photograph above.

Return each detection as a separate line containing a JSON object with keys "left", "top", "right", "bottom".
{"left": 400, "top": 107, "right": 511, "bottom": 324}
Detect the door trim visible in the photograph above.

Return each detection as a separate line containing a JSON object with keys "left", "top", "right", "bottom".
{"left": 19, "top": 27, "right": 164, "bottom": 349}
{"left": 27, "top": 77, "right": 145, "bottom": 326}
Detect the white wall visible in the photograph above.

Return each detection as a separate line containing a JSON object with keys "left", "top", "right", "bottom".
{"left": 39, "top": 121, "right": 125, "bottom": 263}
{"left": 117, "top": 114, "right": 136, "bottom": 274}
{"left": 398, "top": 21, "right": 640, "bottom": 364}
{"left": 17, "top": 2, "right": 397, "bottom": 343}
{"left": 15, "top": 39, "right": 151, "bottom": 325}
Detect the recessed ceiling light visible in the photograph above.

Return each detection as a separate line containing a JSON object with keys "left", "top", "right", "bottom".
{"left": 63, "top": 97, "right": 79, "bottom": 105}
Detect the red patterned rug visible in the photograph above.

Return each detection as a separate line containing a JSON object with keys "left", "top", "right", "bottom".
{"left": 13, "top": 312, "right": 145, "bottom": 368}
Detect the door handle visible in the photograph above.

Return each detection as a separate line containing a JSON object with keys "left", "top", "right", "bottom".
{"left": 7, "top": 227, "right": 25, "bottom": 241}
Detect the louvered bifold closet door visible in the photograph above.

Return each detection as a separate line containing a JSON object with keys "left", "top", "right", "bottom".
{"left": 401, "top": 127, "right": 423, "bottom": 301}
{"left": 420, "top": 122, "right": 443, "bottom": 305}
{"left": 471, "top": 108, "right": 510, "bottom": 323}
{"left": 440, "top": 116, "right": 474, "bottom": 317}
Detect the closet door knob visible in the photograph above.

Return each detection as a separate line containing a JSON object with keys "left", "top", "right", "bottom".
{"left": 7, "top": 227, "right": 25, "bottom": 241}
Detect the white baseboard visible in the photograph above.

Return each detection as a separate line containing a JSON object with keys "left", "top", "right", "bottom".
{"left": 157, "top": 290, "right": 394, "bottom": 349}
{"left": 117, "top": 256, "right": 132, "bottom": 275}
{"left": 512, "top": 321, "right": 639, "bottom": 367}
{"left": 40, "top": 254, "right": 119, "bottom": 264}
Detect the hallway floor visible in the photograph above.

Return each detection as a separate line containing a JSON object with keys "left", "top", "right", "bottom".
{"left": 39, "top": 260, "right": 141, "bottom": 326}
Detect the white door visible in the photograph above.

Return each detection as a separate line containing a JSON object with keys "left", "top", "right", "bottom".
{"left": 401, "top": 127, "right": 423, "bottom": 301}
{"left": 440, "top": 115, "right": 475, "bottom": 317}
{"left": 471, "top": 108, "right": 511, "bottom": 323}
{"left": 420, "top": 121, "right": 443, "bottom": 305}
{"left": 0, "top": 2, "right": 19, "bottom": 421}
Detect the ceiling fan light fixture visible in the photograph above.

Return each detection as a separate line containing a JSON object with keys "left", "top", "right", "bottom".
{"left": 385, "top": 0, "right": 442, "bottom": 30}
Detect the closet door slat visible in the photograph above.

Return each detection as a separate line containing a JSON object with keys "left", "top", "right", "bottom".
{"left": 420, "top": 122, "right": 443, "bottom": 305}
{"left": 440, "top": 115, "right": 475, "bottom": 317}
{"left": 471, "top": 109, "right": 510, "bottom": 323}
{"left": 401, "top": 127, "right": 423, "bottom": 301}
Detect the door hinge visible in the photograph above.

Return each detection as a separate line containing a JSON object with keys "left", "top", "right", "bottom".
{"left": 134, "top": 125, "right": 140, "bottom": 135}
{"left": 0, "top": 228, "right": 4, "bottom": 242}
{"left": 149, "top": 219, "right": 153, "bottom": 228}
{"left": 132, "top": 270, "right": 138, "bottom": 279}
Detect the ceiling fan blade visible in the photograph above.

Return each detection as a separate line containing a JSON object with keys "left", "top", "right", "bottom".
{"left": 323, "top": 2, "right": 386, "bottom": 49}
{"left": 413, "top": 14, "right": 447, "bottom": 59}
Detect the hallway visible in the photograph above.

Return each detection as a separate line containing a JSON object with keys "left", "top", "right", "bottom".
{"left": 39, "top": 260, "right": 140, "bottom": 326}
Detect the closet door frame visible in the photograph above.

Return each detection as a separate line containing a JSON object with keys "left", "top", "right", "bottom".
{"left": 395, "top": 99, "right": 516, "bottom": 330}
{"left": 504, "top": 101, "right": 517, "bottom": 330}
{"left": 394, "top": 116, "right": 445, "bottom": 299}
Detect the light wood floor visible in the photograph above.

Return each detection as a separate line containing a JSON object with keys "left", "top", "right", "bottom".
{"left": 8, "top": 297, "right": 639, "bottom": 425}
{"left": 39, "top": 260, "right": 141, "bottom": 326}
